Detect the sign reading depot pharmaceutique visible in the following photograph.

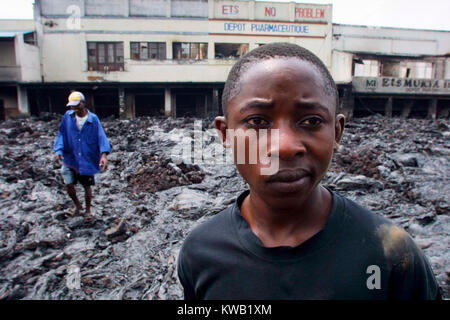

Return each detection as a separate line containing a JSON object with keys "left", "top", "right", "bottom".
{"left": 209, "top": 1, "right": 331, "bottom": 38}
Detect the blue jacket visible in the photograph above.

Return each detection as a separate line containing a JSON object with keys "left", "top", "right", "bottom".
{"left": 54, "top": 110, "right": 111, "bottom": 175}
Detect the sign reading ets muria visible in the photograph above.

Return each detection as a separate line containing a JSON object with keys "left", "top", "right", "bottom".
{"left": 353, "top": 77, "right": 450, "bottom": 95}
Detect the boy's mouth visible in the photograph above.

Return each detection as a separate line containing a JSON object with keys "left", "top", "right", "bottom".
{"left": 265, "top": 169, "right": 309, "bottom": 183}
{"left": 265, "top": 168, "right": 311, "bottom": 193}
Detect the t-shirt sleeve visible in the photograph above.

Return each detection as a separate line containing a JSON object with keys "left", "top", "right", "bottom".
{"left": 177, "top": 246, "right": 196, "bottom": 300}
{"left": 387, "top": 236, "right": 442, "bottom": 300}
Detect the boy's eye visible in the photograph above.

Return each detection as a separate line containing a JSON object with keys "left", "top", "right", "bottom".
{"left": 245, "top": 117, "right": 270, "bottom": 127}
{"left": 300, "top": 117, "right": 323, "bottom": 127}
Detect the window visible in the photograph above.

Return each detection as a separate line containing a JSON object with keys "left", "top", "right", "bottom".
{"left": 87, "top": 42, "right": 124, "bottom": 72}
{"left": 131, "top": 42, "right": 166, "bottom": 60}
{"left": 354, "top": 59, "right": 380, "bottom": 77}
{"left": 173, "top": 42, "right": 208, "bottom": 60}
{"left": 404, "top": 61, "right": 433, "bottom": 79}
{"left": 23, "top": 32, "right": 37, "bottom": 46}
{"left": 215, "top": 43, "right": 249, "bottom": 59}
{"left": 381, "top": 61, "right": 400, "bottom": 77}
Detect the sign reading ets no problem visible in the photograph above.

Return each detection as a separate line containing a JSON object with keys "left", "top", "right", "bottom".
{"left": 210, "top": 2, "right": 330, "bottom": 37}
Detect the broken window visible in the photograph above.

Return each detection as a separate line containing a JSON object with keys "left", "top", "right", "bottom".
{"left": 395, "top": 61, "right": 434, "bottom": 79}
{"left": 87, "top": 42, "right": 124, "bottom": 72}
{"left": 404, "top": 61, "right": 433, "bottom": 79}
{"left": 149, "top": 42, "right": 165, "bottom": 59}
{"left": 173, "top": 42, "right": 208, "bottom": 60}
{"left": 130, "top": 42, "right": 166, "bottom": 60}
{"left": 116, "top": 43, "right": 124, "bottom": 64}
{"left": 23, "top": 31, "right": 37, "bottom": 46}
{"left": 354, "top": 59, "right": 380, "bottom": 77}
{"left": 381, "top": 61, "right": 401, "bottom": 77}
{"left": 215, "top": 43, "right": 249, "bottom": 59}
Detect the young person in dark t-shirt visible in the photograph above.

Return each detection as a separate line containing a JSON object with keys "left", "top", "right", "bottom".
{"left": 177, "top": 43, "right": 442, "bottom": 300}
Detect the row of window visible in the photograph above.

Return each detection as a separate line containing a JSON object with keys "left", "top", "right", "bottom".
{"left": 88, "top": 42, "right": 125, "bottom": 72}
{"left": 87, "top": 41, "right": 250, "bottom": 72}
{"left": 353, "top": 59, "right": 434, "bottom": 79}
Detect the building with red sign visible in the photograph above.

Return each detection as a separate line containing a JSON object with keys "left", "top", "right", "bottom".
{"left": 0, "top": 0, "right": 448, "bottom": 120}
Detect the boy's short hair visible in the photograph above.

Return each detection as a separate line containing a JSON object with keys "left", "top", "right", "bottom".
{"left": 222, "top": 42, "right": 339, "bottom": 116}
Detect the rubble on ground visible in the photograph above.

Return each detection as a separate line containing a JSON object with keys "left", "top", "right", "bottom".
{"left": 126, "top": 154, "right": 205, "bottom": 194}
{"left": 0, "top": 114, "right": 448, "bottom": 299}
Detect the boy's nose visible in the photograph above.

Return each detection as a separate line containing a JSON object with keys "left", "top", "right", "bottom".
{"left": 268, "top": 124, "right": 306, "bottom": 160}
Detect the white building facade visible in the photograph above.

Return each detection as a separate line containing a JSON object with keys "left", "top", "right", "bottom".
{"left": 0, "top": 0, "right": 448, "bottom": 120}
{"left": 332, "top": 24, "right": 450, "bottom": 118}
{"left": 0, "top": 20, "right": 40, "bottom": 120}
{"left": 27, "top": 0, "right": 332, "bottom": 119}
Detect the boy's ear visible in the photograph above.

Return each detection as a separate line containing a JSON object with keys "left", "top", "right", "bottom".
{"left": 334, "top": 114, "right": 345, "bottom": 151}
{"left": 214, "top": 116, "right": 231, "bottom": 148}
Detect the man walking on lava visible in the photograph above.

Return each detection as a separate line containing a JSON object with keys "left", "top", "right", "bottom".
{"left": 54, "top": 91, "right": 111, "bottom": 221}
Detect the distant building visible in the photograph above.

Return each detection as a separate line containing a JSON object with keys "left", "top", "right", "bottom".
{"left": 25, "top": 0, "right": 332, "bottom": 119}
{"left": 0, "top": 0, "right": 448, "bottom": 120}
{"left": 332, "top": 24, "right": 450, "bottom": 119}
{"left": 0, "top": 20, "right": 40, "bottom": 120}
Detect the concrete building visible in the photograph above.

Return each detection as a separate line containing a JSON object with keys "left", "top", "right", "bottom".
{"left": 332, "top": 24, "right": 450, "bottom": 119}
{"left": 0, "top": 0, "right": 448, "bottom": 120}
{"left": 25, "top": 0, "right": 332, "bottom": 119}
{"left": 0, "top": 20, "right": 40, "bottom": 120}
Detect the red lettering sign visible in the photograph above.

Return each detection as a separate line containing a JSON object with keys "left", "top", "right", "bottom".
{"left": 306, "top": 8, "right": 313, "bottom": 18}
{"left": 295, "top": 7, "right": 325, "bottom": 19}
{"left": 222, "top": 5, "right": 239, "bottom": 15}
{"left": 265, "top": 7, "right": 276, "bottom": 17}
{"left": 316, "top": 8, "right": 324, "bottom": 18}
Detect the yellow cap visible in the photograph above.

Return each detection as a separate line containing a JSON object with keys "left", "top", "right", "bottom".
{"left": 67, "top": 91, "right": 85, "bottom": 107}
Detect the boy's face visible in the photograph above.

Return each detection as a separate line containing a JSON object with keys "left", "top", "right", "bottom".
{"left": 215, "top": 58, "right": 345, "bottom": 209}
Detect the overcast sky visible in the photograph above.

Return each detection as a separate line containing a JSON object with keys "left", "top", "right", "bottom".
{"left": 1, "top": 0, "right": 449, "bottom": 31}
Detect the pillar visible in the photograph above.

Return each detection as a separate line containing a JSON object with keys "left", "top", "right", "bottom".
{"left": 166, "top": 0, "right": 171, "bottom": 18}
{"left": 17, "top": 85, "right": 29, "bottom": 115}
{"left": 166, "top": 42, "right": 173, "bottom": 60}
{"left": 125, "top": 92, "right": 135, "bottom": 119}
{"left": 437, "top": 100, "right": 449, "bottom": 119}
{"left": 88, "top": 92, "right": 95, "bottom": 113}
{"left": 0, "top": 100, "right": 4, "bottom": 121}
{"left": 212, "top": 88, "right": 219, "bottom": 116}
{"left": 208, "top": 41, "right": 214, "bottom": 60}
{"left": 165, "top": 88, "right": 173, "bottom": 117}
{"left": 427, "top": 99, "right": 437, "bottom": 120}
{"left": 249, "top": 0, "right": 255, "bottom": 20}
{"left": 289, "top": 2, "right": 296, "bottom": 21}
{"left": 119, "top": 88, "right": 126, "bottom": 119}
{"left": 340, "top": 86, "right": 354, "bottom": 120}
{"left": 385, "top": 97, "right": 393, "bottom": 118}
{"left": 401, "top": 100, "right": 413, "bottom": 119}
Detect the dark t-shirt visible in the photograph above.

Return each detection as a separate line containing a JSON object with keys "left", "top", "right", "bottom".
{"left": 178, "top": 189, "right": 442, "bottom": 300}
